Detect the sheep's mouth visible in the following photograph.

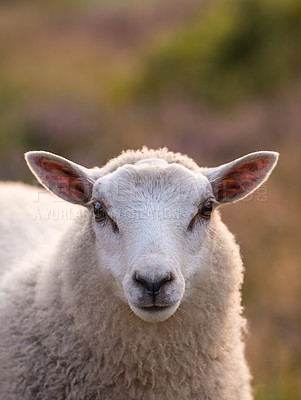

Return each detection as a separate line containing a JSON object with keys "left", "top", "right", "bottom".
{"left": 138, "top": 304, "right": 172, "bottom": 313}
{"left": 129, "top": 301, "right": 180, "bottom": 322}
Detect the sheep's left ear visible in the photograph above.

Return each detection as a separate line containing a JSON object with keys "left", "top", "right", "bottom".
{"left": 25, "top": 151, "right": 95, "bottom": 205}
{"left": 203, "top": 151, "right": 279, "bottom": 204}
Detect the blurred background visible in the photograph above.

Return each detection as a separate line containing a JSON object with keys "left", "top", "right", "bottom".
{"left": 0, "top": 0, "right": 300, "bottom": 398}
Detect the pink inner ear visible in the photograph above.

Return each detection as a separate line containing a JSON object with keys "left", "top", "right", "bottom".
{"left": 217, "top": 157, "right": 270, "bottom": 201}
{"left": 36, "top": 158, "right": 85, "bottom": 201}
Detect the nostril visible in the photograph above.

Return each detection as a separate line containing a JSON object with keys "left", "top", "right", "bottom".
{"left": 152, "top": 274, "right": 171, "bottom": 293}
{"left": 135, "top": 273, "right": 172, "bottom": 294}
{"left": 135, "top": 275, "right": 153, "bottom": 292}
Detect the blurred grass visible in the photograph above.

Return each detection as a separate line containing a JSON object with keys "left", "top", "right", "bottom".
{"left": 255, "top": 376, "right": 301, "bottom": 400}
{"left": 126, "top": 0, "right": 301, "bottom": 107}
{"left": 0, "top": 1, "right": 300, "bottom": 398}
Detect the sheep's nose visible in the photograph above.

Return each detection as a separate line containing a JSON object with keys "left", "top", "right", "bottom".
{"left": 135, "top": 273, "right": 171, "bottom": 295}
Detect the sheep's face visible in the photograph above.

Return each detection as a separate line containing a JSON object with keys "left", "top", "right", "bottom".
{"left": 25, "top": 149, "right": 278, "bottom": 323}
{"left": 92, "top": 159, "right": 215, "bottom": 322}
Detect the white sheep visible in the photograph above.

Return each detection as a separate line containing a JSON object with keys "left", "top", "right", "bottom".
{"left": 0, "top": 148, "right": 278, "bottom": 400}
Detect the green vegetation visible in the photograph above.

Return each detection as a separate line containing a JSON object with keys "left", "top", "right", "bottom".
{"left": 255, "top": 375, "right": 301, "bottom": 400}
{"left": 131, "top": 0, "right": 301, "bottom": 107}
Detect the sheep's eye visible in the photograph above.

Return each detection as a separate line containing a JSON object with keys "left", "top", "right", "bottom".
{"left": 200, "top": 200, "right": 213, "bottom": 218}
{"left": 94, "top": 202, "right": 107, "bottom": 221}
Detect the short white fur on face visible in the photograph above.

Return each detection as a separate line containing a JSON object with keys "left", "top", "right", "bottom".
{"left": 92, "top": 161, "right": 214, "bottom": 322}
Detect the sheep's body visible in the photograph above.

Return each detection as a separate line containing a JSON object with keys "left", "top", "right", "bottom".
{"left": 0, "top": 148, "right": 278, "bottom": 400}
{"left": 0, "top": 183, "right": 75, "bottom": 276}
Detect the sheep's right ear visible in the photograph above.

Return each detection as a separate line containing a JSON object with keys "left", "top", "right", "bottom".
{"left": 25, "top": 151, "right": 95, "bottom": 205}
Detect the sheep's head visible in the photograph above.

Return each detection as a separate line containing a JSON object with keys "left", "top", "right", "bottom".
{"left": 25, "top": 149, "right": 278, "bottom": 323}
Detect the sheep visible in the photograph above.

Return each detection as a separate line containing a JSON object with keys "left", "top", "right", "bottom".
{"left": 0, "top": 147, "right": 278, "bottom": 400}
